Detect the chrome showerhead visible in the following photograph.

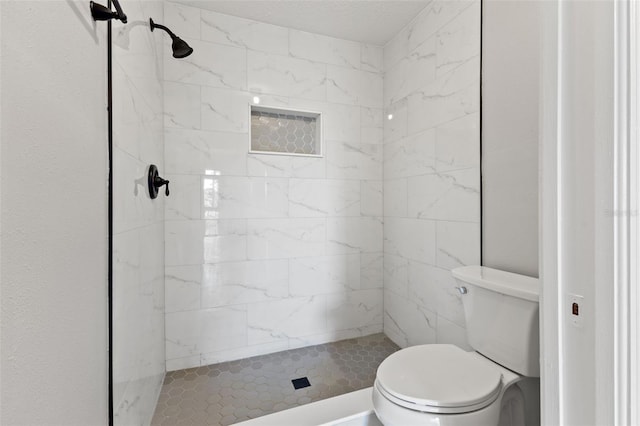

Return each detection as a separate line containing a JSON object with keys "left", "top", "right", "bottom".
{"left": 149, "top": 18, "right": 193, "bottom": 59}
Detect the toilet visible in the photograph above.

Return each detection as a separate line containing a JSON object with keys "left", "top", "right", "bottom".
{"left": 372, "top": 265, "right": 539, "bottom": 426}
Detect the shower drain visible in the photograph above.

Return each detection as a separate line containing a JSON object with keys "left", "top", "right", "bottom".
{"left": 291, "top": 377, "right": 311, "bottom": 390}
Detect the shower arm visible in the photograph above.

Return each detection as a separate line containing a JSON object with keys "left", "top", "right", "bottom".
{"left": 149, "top": 19, "right": 177, "bottom": 39}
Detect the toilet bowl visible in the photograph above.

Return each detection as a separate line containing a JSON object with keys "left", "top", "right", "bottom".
{"left": 372, "top": 266, "right": 539, "bottom": 426}
{"left": 372, "top": 345, "right": 522, "bottom": 426}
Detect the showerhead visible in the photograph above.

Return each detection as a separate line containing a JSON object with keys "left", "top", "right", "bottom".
{"left": 149, "top": 18, "right": 193, "bottom": 59}
{"left": 171, "top": 37, "right": 194, "bottom": 59}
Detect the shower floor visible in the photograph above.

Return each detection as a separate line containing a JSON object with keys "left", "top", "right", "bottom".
{"left": 151, "top": 333, "right": 398, "bottom": 426}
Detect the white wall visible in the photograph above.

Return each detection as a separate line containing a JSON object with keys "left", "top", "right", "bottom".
{"left": 111, "top": 2, "right": 165, "bottom": 424}
{"left": 0, "top": 1, "right": 108, "bottom": 424}
{"left": 482, "top": 0, "right": 540, "bottom": 278}
{"left": 540, "top": 0, "right": 616, "bottom": 424}
{"left": 161, "top": 2, "right": 384, "bottom": 371}
{"left": 382, "top": 0, "right": 480, "bottom": 350}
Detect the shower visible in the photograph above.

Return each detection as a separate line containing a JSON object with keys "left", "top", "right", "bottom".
{"left": 149, "top": 18, "right": 193, "bottom": 59}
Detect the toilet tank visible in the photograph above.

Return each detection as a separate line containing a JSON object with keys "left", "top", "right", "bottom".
{"left": 452, "top": 266, "right": 539, "bottom": 377}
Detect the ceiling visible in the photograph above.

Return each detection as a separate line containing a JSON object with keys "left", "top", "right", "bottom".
{"left": 176, "top": 1, "right": 431, "bottom": 46}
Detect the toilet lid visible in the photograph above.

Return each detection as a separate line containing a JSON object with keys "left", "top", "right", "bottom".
{"left": 376, "top": 344, "right": 503, "bottom": 413}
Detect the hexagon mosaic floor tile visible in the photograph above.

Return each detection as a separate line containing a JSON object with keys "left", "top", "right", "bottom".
{"left": 151, "top": 333, "right": 398, "bottom": 426}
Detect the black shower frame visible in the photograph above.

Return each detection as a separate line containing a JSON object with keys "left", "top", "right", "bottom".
{"left": 107, "top": 0, "right": 114, "bottom": 423}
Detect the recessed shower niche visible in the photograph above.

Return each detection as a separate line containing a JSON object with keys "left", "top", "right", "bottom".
{"left": 250, "top": 105, "right": 323, "bottom": 156}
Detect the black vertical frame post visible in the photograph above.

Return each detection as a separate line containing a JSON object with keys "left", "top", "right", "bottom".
{"left": 107, "top": 1, "right": 114, "bottom": 424}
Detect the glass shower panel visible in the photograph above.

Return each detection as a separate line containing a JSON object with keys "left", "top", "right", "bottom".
{"left": 111, "top": 1, "right": 165, "bottom": 424}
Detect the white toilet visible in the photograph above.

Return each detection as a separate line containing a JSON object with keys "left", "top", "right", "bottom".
{"left": 372, "top": 265, "right": 539, "bottom": 426}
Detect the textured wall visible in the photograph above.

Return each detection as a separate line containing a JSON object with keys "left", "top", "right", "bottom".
{"left": 111, "top": 2, "right": 166, "bottom": 424}
{"left": 162, "top": 1, "right": 384, "bottom": 371}
{"left": 0, "top": 1, "right": 108, "bottom": 424}
{"left": 382, "top": 0, "right": 480, "bottom": 350}
{"left": 482, "top": 0, "right": 540, "bottom": 278}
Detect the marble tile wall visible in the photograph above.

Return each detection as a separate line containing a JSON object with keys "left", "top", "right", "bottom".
{"left": 382, "top": 0, "right": 481, "bottom": 350}
{"left": 112, "top": 1, "right": 166, "bottom": 424}
{"left": 162, "top": 1, "right": 384, "bottom": 371}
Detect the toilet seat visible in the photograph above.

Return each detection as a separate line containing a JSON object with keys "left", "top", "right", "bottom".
{"left": 375, "top": 344, "right": 504, "bottom": 414}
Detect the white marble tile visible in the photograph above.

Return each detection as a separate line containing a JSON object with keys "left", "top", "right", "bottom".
{"left": 435, "top": 112, "right": 479, "bottom": 172}
{"left": 164, "top": 81, "right": 201, "bottom": 130}
{"left": 165, "top": 305, "right": 247, "bottom": 359}
{"left": 383, "top": 179, "right": 407, "bottom": 217}
{"left": 407, "top": 261, "right": 440, "bottom": 313}
{"left": 436, "top": 221, "right": 480, "bottom": 270}
{"left": 164, "top": 2, "right": 200, "bottom": 41}
{"left": 113, "top": 232, "right": 141, "bottom": 340}
{"left": 201, "top": 87, "right": 249, "bottom": 133}
{"left": 112, "top": 72, "right": 162, "bottom": 161}
{"left": 289, "top": 179, "right": 360, "bottom": 218}
{"left": 288, "top": 179, "right": 327, "bottom": 218}
{"left": 361, "top": 44, "right": 383, "bottom": 73}
{"left": 406, "top": 1, "right": 475, "bottom": 53}
{"left": 383, "top": 25, "right": 409, "bottom": 72}
{"left": 384, "top": 129, "right": 437, "bottom": 179}
{"left": 384, "top": 36, "right": 436, "bottom": 106}
{"left": 383, "top": 98, "right": 408, "bottom": 144}
{"left": 383, "top": 290, "right": 437, "bottom": 348}
{"left": 360, "top": 252, "right": 383, "bottom": 289}
{"left": 325, "top": 180, "right": 361, "bottom": 216}
{"left": 113, "top": 150, "right": 159, "bottom": 235}
{"left": 436, "top": 315, "right": 472, "bottom": 350}
{"left": 165, "top": 39, "right": 247, "bottom": 90}
{"left": 383, "top": 254, "right": 409, "bottom": 298}
{"left": 114, "top": 370, "right": 164, "bottom": 426}
{"left": 247, "top": 154, "right": 326, "bottom": 179}
{"left": 200, "top": 219, "right": 249, "bottom": 264}
{"left": 247, "top": 218, "right": 326, "bottom": 259}
{"left": 248, "top": 51, "right": 326, "bottom": 101}
{"left": 407, "top": 167, "right": 480, "bottom": 222}
{"left": 139, "top": 221, "right": 165, "bottom": 286}
{"left": 361, "top": 71, "right": 384, "bottom": 108}
{"left": 407, "top": 36, "right": 438, "bottom": 94}
{"left": 323, "top": 103, "right": 361, "bottom": 142}
{"left": 360, "top": 180, "right": 383, "bottom": 217}
{"left": 290, "top": 254, "right": 361, "bottom": 296}
{"left": 326, "top": 289, "right": 383, "bottom": 331}
{"left": 407, "top": 56, "right": 479, "bottom": 134}
{"left": 326, "top": 217, "right": 383, "bottom": 254}
{"left": 247, "top": 296, "right": 326, "bottom": 345}
{"left": 327, "top": 67, "right": 383, "bottom": 108}
{"left": 326, "top": 66, "right": 362, "bottom": 106}
{"left": 166, "top": 355, "right": 201, "bottom": 372}
{"left": 165, "top": 174, "right": 201, "bottom": 220}
{"left": 289, "top": 29, "right": 361, "bottom": 69}
{"left": 201, "top": 9, "right": 289, "bottom": 55}
{"left": 435, "top": 266, "right": 467, "bottom": 326}
{"left": 165, "top": 220, "right": 205, "bottom": 266}
{"left": 361, "top": 126, "right": 383, "bottom": 145}
{"left": 165, "top": 219, "right": 247, "bottom": 266}
{"left": 200, "top": 259, "right": 289, "bottom": 307}
{"left": 383, "top": 217, "right": 436, "bottom": 264}
{"left": 201, "top": 176, "right": 289, "bottom": 219}
{"left": 165, "top": 265, "right": 201, "bottom": 313}
{"left": 200, "top": 341, "right": 290, "bottom": 366}
{"left": 435, "top": 2, "right": 480, "bottom": 77}
{"left": 165, "top": 128, "right": 248, "bottom": 176}
{"left": 326, "top": 141, "right": 382, "bottom": 180}
{"left": 361, "top": 106, "right": 383, "bottom": 128}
